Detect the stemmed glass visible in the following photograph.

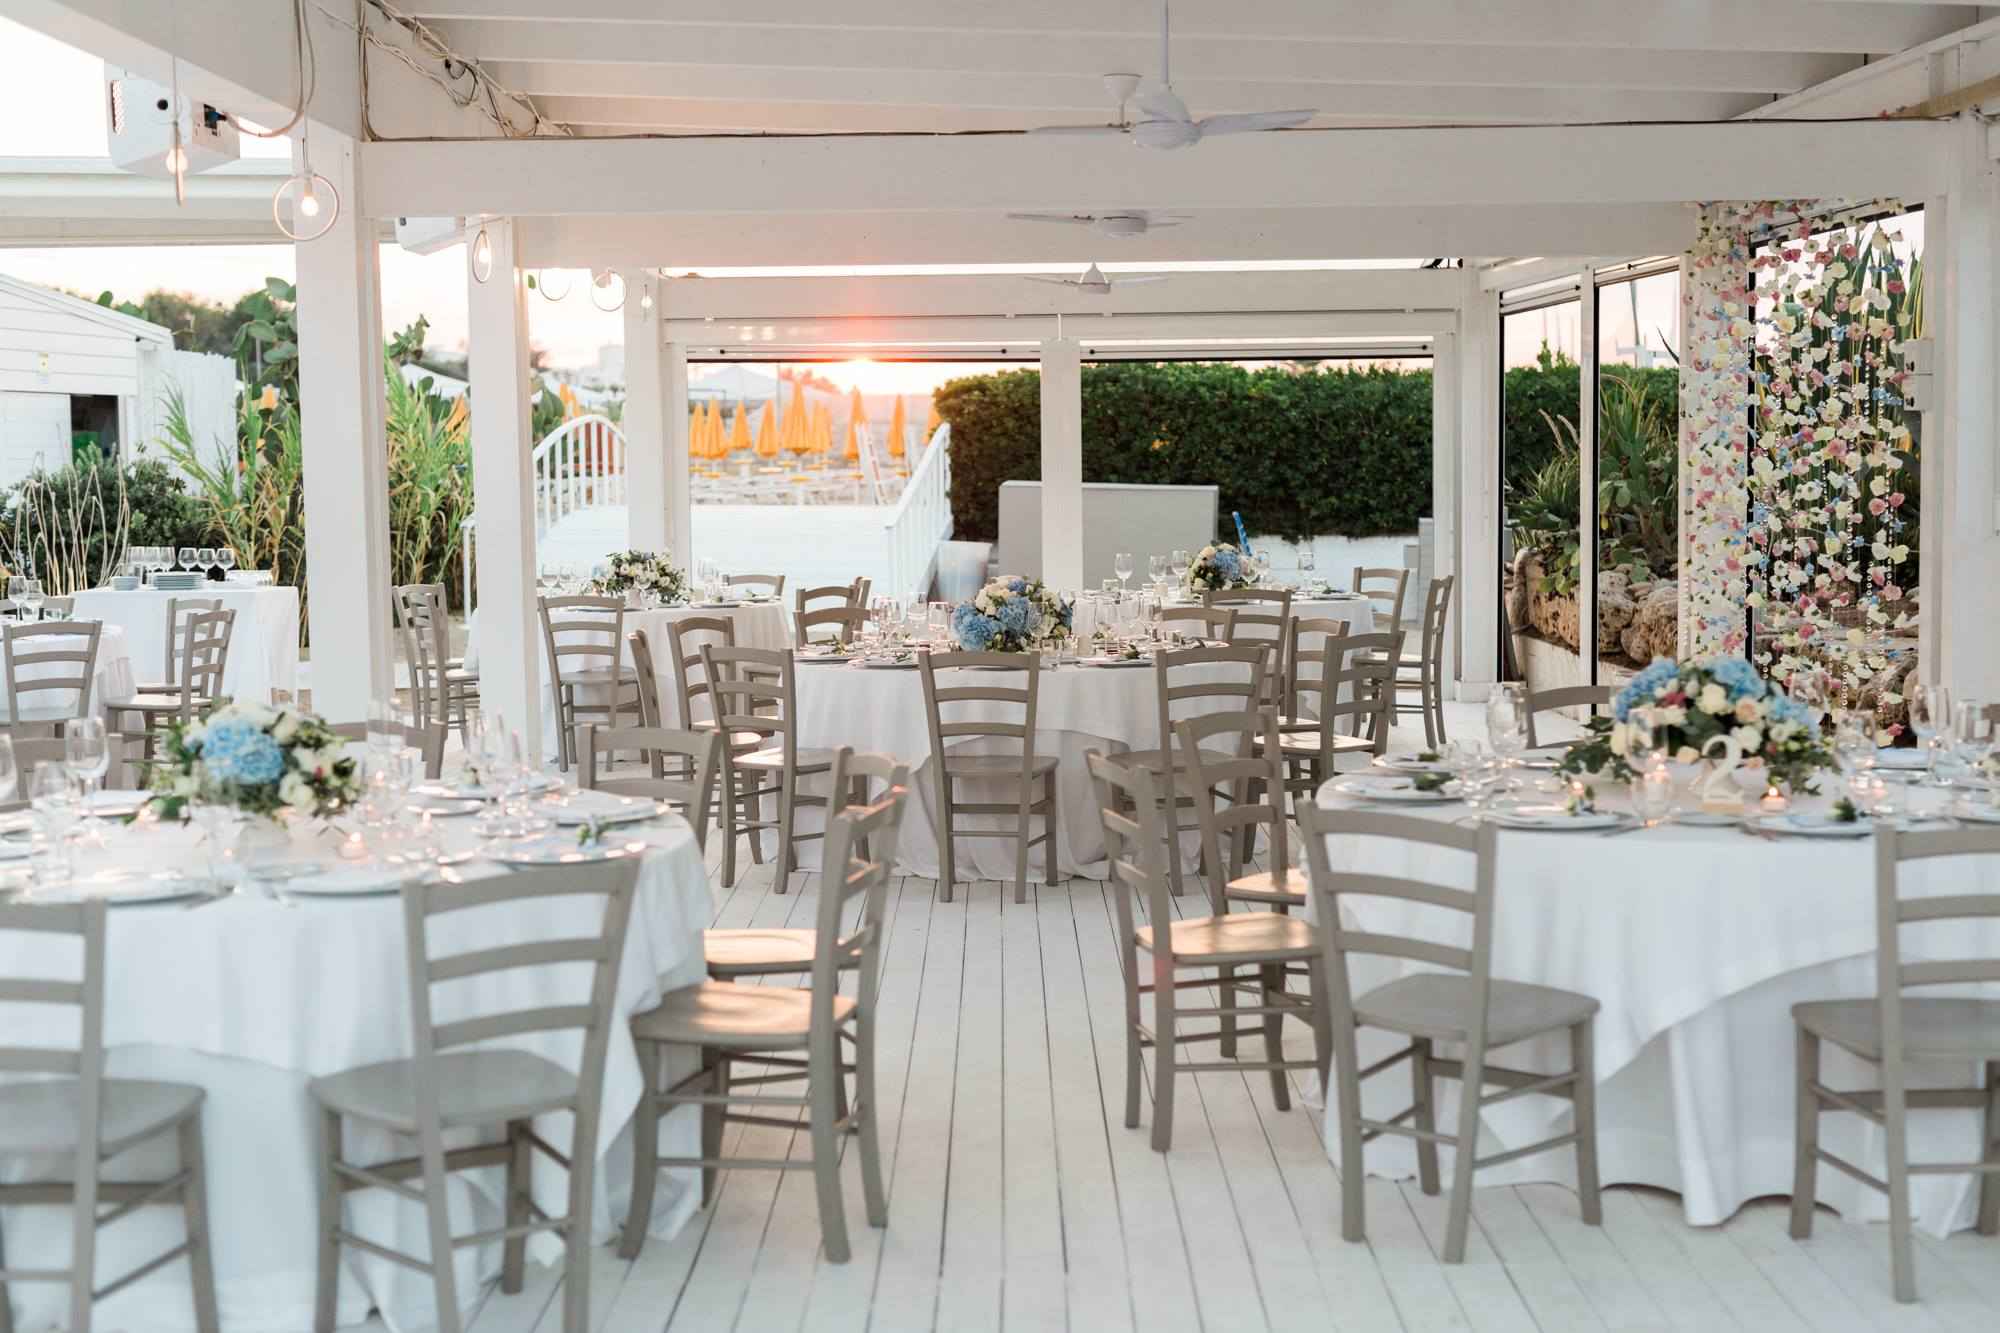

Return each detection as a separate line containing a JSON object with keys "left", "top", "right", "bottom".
{"left": 1833, "top": 709, "right": 1879, "bottom": 791}
{"left": 29, "top": 761, "right": 76, "bottom": 892}
{"left": 198, "top": 547, "right": 217, "bottom": 579}
{"left": 20, "top": 579, "right": 44, "bottom": 622}
{"left": 1298, "top": 545, "right": 1317, "bottom": 585}
{"left": 64, "top": 717, "right": 109, "bottom": 842}
{"left": 1148, "top": 555, "right": 1168, "bottom": 591}
{"left": 1907, "top": 681, "right": 1951, "bottom": 783}
{"left": 178, "top": 546, "right": 197, "bottom": 574}
{"left": 218, "top": 547, "right": 237, "bottom": 577}
{"left": 1948, "top": 700, "right": 1989, "bottom": 790}
{"left": 1114, "top": 552, "right": 1134, "bottom": 595}
{"left": 5, "top": 575, "right": 23, "bottom": 619}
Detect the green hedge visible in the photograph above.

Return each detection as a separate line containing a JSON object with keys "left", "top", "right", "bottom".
{"left": 936, "top": 361, "right": 1435, "bottom": 544}
{"left": 1501, "top": 356, "right": 1678, "bottom": 492}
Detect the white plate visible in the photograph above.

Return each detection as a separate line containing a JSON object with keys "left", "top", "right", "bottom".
{"left": 854, "top": 657, "right": 918, "bottom": 669}
{"left": 86, "top": 790, "right": 151, "bottom": 816}
{"left": 44, "top": 873, "right": 213, "bottom": 905}
{"left": 1872, "top": 749, "right": 1930, "bottom": 771}
{"left": 414, "top": 773, "right": 562, "bottom": 802}
{"left": 548, "top": 793, "right": 665, "bottom": 827}
{"left": 1330, "top": 776, "right": 1457, "bottom": 803}
{"left": 290, "top": 864, "right": 421, "bottom": 897}
{"left": 1673, "top": 810, "right": 1744, "bottom": 827}
{"left": 1372, "top": 754, "right": 1455, "bottom": 776}
{"left": 1486, "top": 806, "right": 1626, "bottom": 830}
{"left": 411, "top": 797, "right": 483, "bottom": 818}
{"left": 1746, "top": 813, "right": 1873, "bottom": 839}
{"left": 1080, "top": 656, "right": 1152, "bottom": 668}
{"left": 1949, "top": 804, "right": 2000, "bottom": 824}
{"left": 692, "top": 600, "right": 744, "bottom": 608}
{"left": 484, "top": 835, "right": 649, "bottom": 865}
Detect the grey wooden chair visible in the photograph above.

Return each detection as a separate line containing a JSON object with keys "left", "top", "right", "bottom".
{"left": 3, "top": 619, "right": 104, "bottom": 739}
{"left": 309, "top": 860, "right": 639, "bottom": 1333}
{"left": 538, "top": 594, "right": 642, "bottom": 770}
{"left": 663, "top": 615, "right": 735, "bottom": 732}
{"left": 918, "top": 649, "right": 1059, "bottom": 904}
{"left": 628, "top": 629, "right": 665, "bottom": 728}
{"left": 725, "top": 573, "right": 785, "bottom": 600}
{"left": 704, "top": 749, "right": 909, "bottom": 981}
{"left": 0, "top": 899, "right": 221, "bottom": 1333}
{"left": 1352, "top": 565, "right": 1411, "bottom": 633}
{"left": 1789, "top": 822, "right": 2000, "bottom": 1303}
{"left": 0, "top": 735, "right": 65, "bottom": 801}
{"left": 577, "top": 722, "right": 722, "bottom": 853}
{"left": 145, "top": 597, "right": 221, "bottom": 691}
{"left": 1390, "top": 575, "right": 1455, "bottom": 749}
{"left": 1299, "top": 801, "right": 1603, "bottom": 1263}
{"left": 1154, "top": 605, "right": 1236, "bottom": 643}
{"left": 1522, "top": 683, "right": 1613, "bottom": 748}
{"left": 702, "top": 645, "right": 838, "bottom": 889}
{"left": 105, "top": 609, "right": 234, "bottom": 776}
{"left": 1087, "top": 749, "right": 1328, "bottom": 1151}
{"left": 1268, "top": 628, "right": 1402, "bottom": 805}
{"left": 796, "top": 605, "right": 872, "bottom": 649}
{"left": 792, "top": 582, "right": 862, "bottom": 634}
{"left": 1116, "top": 644, "right": 1268, "bottom": 898}
{"left": 395, "top": 583, "right": 479, "bottom": 740}
{"left": 325, "top": 719, "right": 447, "bottom": 780}
{"left": 1206, "top": 587, "right": 1294, "bottom": 707}
{"left": 1278, "top": 616, "right": 1351, "bottom": 736}
{"left": 621, "top": 781, "right": 910, "bottom": 1263}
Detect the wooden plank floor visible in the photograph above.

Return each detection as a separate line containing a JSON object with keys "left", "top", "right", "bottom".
{"left": 431, "top": 708, "right": 1995, "bottom": 1333}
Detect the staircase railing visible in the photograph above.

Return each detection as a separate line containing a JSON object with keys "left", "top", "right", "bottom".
{"left": 881, "top": 423, "right": 952, "bottom": 602}
{"left": 461, "top": 413, "right": 629, "bottom": 612}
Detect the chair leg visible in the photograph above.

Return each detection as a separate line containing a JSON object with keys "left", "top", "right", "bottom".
{"left": 1980, "top": 1060, "right": 2000, "bottom": 1237}
{"left": 502, "top": 1120, "right": 531, "bottom": 1291}
{"left": 809, "top": 1037, "right": 852, "bottom": 1263}
{"left": 420, "top": 1143, "right": 463, "bottom": 1333}
{"left": 774, "top": 767, "right": 797, "bottom": 891}
{"left": 705, "top": 1055, "right": 730, "bottom": 1207}
{"left": 1013, "top": 785, "right": 1032, "bottom": 905}
{"left": 857, "top": 1011, "right": 889, "bottom": 1228}
{"left": 1411, "top": 1038, "right": 1441, "bottom": 1196}
{"left": 178, "top": 1112, "right": 221, "bottom": 1333}
{"left": 1335, "top": 1018, "right": 1367, "bottom": 1243}
{"left": 1043, "top": 772, "right": 1060, "bottom": 887}
{"left": 935, "top": 772, "right": 955, "bottom": 903}
{"left": 0, "top": 1214, "right": 12, "bottom": 1333}
{"left": 718, "top": 762, "right": 740, "bottom": 888}
{"left": 1151, "top": 955, "right": 1178, "bottom": 1152}
{"left": 620, "top": 1041, "right": 663, "bottom": 1258}
{"left": 1441, "top": 1053, "right": 1485, "bottom": 1263}
{"left": 1260, "top": 964, "right": 1290, "bottom": 1111}
{"left": 1790, "top": 1026, "right": 1822, "bottom": 1239}
{"left": 1572, "top": 1017, "right": 1601, "bottom": 1226}
{"left": 1164, "top": 799, "right": 1187, "bottom": 899}
{"left": 1219, "top": 963, "right": 1239, "bottom": 1060}
{"left": 313, "top": 1108, "right": 343, "bottom": 1333}
{"left": 1123, "top": 945, "right": 1143, "bottom": 1130}
{"left": 1885, "top": 1081, "right": 1918, "bottom": 1303}
{"left": 1310, "top": 981, "right": 1333, "bottom": 1108}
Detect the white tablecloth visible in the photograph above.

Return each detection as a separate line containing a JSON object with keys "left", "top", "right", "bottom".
{"left": 791, "top": 658, "right": 1262, "bottom": 879}
{"left": 71, "top": 586, "right": 301, "bottom": 704}
{"left": 0, "top": 817, "right": 713, "bottom": 1332}
{"left": 0, "top": 621, "right": 134, "bottom": 723}
{"left": 464, "top": 602, "right": 791, "bottom": 760}
{"left": 1312, "top": 782, "right": 2000, "bottom": 1235}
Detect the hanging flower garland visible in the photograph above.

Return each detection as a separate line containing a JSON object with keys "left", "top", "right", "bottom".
{"left": 1743, "top": 201, "right": 1920, "bottom": 703}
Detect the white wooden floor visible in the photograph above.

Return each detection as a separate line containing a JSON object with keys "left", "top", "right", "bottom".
{"left": 440, "top": 707, "right": 1999, "bottom": 1333}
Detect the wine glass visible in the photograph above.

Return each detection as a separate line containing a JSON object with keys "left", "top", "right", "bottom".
{"left": 1148, "top": 554, "right": 1168, "bottom": 590}
{"left": 178, "top": 546, "right": 197, "bottom": 574}
{"left": 1114, "top": 552, "right": 1134, "bottom": 594}
{"left": 1833, "top": 709, "right": 1877, "bottom": 780}
{"left": 1298, "top": 545, "right": 1317, "bottom": 583}
{"left": 64, "top": 717, "right": 109, "bottom": 840}
{"left": 20, "top": 579, "right": 44, "bottom": 621}
{"left": 1485, "top": 684, "right": 1528, "bottom": 769}
{"left": 5, "top": 575, "right": 23, "bottom": 619}
{"left": 1949, "top": 699, "right": 1989, "bottom": 787}
{"left": 198, "top": 547, "right": 217, "bottom": 578}
{"left": 218, "top": 546, "right": 238, "bottom": 577}
{"left": 1907, "top": 681, "right": 1951, "bottom": 782}
{"left": 1170, "top": 549, "right": 1191, "bottom": 587}
{"left": 29, "top": 761, "right": 76, "bottom": 890}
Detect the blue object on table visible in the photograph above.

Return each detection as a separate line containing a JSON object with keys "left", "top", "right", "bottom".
{"left": 1232, "top": 511, "right": 1254, "bottom": 558}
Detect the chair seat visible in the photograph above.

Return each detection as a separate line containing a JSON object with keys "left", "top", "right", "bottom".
{"left": 1793, "top": 997, "right": 2000, "bottom": 1063}
{"left": 558, "top": 667, "right": 637, "bottom": 689}
{"left": 1355, "top": 974, "right": 1599, "bottom": 1046}
{"left": 1137, "top": 911, "right": 1318, "bottom": 963}
{"left": 705, "top": 927, "right": 819, "bottom": 977}
{"left": 738, "top": 747, "right": 839, "bottom": 772}
{"left": 113, "top": 692, "right": 206, "bottom": 714}
{"left": 1224, "top": 866, "right": 1309, "bottom": 908}
{"left": 630, "top": 981, "right": 856, "bottom": 1051}
{"left": 0, "top": 1077, "right": 202, "bottom": 1157}
{"left": 445, "top": 668, "right": 479, "bottom": 685}
{"left": 309, "top": 1049, "right": 577, "bottom": 1133}
{"left": 1263, "top": 731, "right": 1376, "bottom": 756}
{"left": 1119, "top": 745, "right": 1237, "bottom": 774}
{"left": 942, "top": 753, "right": 1060, "bottom": 779}
{"left": 691, "top": 722, "right": 772, "bottom": 751}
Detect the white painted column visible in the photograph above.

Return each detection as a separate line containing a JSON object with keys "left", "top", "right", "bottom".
{"left": 1038, "top": 338, "right": 1084, "bottom": 590}
{"left": 1575, "top": 274, "right": 1599, "bottom": 683}
{"left": 1924, "top": 113, "right": 2000, "bottom": 696}
{"left": 664, "top": 342, "right": 692, "bottom": 572}
{"left": 1456, "top": 276, "right": 1500, "bottom": 696}
{"left": 465, "top": 219, "right": 542, "bottom": 759}
{"left": 620, "top": 272, "right": 670, "bottom": 552}
{"left": 293, "top": 125, "right": 394, "bottom": 720}
{"left": 1429, "top": 331, "right": 1461, "bottom": 692}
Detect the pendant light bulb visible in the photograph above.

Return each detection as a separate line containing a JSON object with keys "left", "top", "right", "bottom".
{"left": 471, "top": 227, "right": 495, "bottom": 284}
{"left": 537, "top": 268, "right": 573, "bottom": 302}
{"left": 589, "top": 269, "right": 625, "bottom": 312}
{"left": 639, "top": 284, "right": 654, "bottom": 312}
{"left": 298, "top": 183, "right": 320, "bottom": 218}
{"left": 273, "top": 131, "right": 340, "bottom": 243}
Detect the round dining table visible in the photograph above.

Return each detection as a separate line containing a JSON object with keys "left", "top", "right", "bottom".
{"left": 1312, "top": 777, "right": 2000, "bottom": 1236}
{"left": 0, "top": 810, "right": 713, "bottom": 1332}
{"left": 71, "top": 585, "right": 301, "bottom": 705}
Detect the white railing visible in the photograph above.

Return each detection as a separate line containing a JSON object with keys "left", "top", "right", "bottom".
{"left": 881, "top": 423, "right": 952, "bottom": 602}
{"left": 534, "top": 414, "right": 626, "bottom": 536}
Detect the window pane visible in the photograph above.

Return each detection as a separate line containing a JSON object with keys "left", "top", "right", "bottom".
{"left": 1501, "top": 301, "right": 1582, "bottom": 684}
{"left": 1595, "top": 270, "right": 1682, "bottom": 685}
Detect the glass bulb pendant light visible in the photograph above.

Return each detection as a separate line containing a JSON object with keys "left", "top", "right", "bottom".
{"left": 273, "top": 125, "right": 339, "bottom": 242}
{"left": 589, "top": 269, "right": 625, "bottom": 312}
{"left": 536, "top": 268, "right": 573, "bottom": 301}
{"left": 471, "top": 227, "right": 495, "bottom": 284}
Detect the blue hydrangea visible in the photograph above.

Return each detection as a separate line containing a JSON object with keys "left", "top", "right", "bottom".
{"left": 1213, "top": 548, "right": 1242, "bottom": 580}
{"left": 1768, "top": 693, "right": 1813, "bottom": 727}
{"left": 952, "top": 604, "right": 996, "bottom": 650}
{"left": 1613, "top": 657, "right": 1680, "bottom": 721}
{"left": 202, "top": 718, "right": 284, "bottom": 786}
{"left": 1706, "top": 656, "right": 1767, "bottom": 701}
{"left": 1005, "top": 577, "right": 1025, "bottom": 593}
{"left": 996, "top": 596, "right": 1031, "bottom": 635}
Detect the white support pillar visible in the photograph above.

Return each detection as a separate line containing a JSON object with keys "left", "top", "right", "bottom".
{"left": 1039, "top": 338, "right": 1084, "bottom": 590}
{"left": 1456, "top": 275, "right": 1500, "bottom": 696}
{"left": 620, "top": 272, "right": 670, "bottom": 552}
{"left": 294, "top": 125, "right": 393, "bottom": 720}
{"left": 1429, "top": 331, "right": 1461, "bottom": 692}
{"left": 466, "top": 219, "right": 542, "bottom": 759}
{"left": 1924, "top": 113, "right": 2000, "bottom": 696}
{"left": 1575, "top": 274, "right": 1599, "bottom": 684}
{"left": 664, "top": 342, "right": 692, "bottom": 572}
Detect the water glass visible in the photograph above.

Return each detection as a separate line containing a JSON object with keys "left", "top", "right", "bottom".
{"left": 1624, "top": 706, "right": 1663, "bottom": 771}
{"left": 1114, "top": 552, "right": 1134, "bottom": 591}
{"left": 1485, "top": 684, "right": 1528, "bottom": 766}
{"left": 1908, "top": 681, "right": 1951, "bottom": 780}
{"left": 6, "top": 575, "right": 24, "bottom": 614}
{"left": 29, "top": 761, "right": 76, "bottom": 889}
{"left": 1949, "top": 700, "right": 1990, "bottom": 784}
{"left": 1171, "top": 549, "right": 1191, "bottom": 584}
{"left": 1832, "top": 709, "right": 1878, "bottom": 779}
{"left": 1149, "top": 555, "right": 1168, "bottom": 588}
{"left": 1632, "top": 760, "right": 1675, "bottom": 826}
{"left": 20, "top": 579, "right": 43, "bottom": 621}
{"left": 1298, "top": 545, "right": 1316, "bottom": 579}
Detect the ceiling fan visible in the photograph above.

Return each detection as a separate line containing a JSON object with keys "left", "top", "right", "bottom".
{"left": 1023, "top": 263, "right": 1169, "bottom": 294}
{"left": 1004, "top": 209, "right": 1191, "bottom": 239}
{"left": 1031, "top": 2, "right": 1315, "bottom": 150}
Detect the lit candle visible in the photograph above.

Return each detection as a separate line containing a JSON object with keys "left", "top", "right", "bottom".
{"left": 1759, "top": 785, "right": 1789, "bottom": 813}
{"left": 340, "top": 830, "right": 367, "bottom": 861}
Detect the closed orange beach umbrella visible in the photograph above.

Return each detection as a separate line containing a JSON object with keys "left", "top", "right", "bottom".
{"left": 924, "top": 401, "right": 942, "bottom": 444}
{"left": 755, "top": 398, "right": 776, "bottom": 455}
{"left": 730, "top": 400, "right": 751, "bottom": 454}
{"left": 886, "top": 395, "right": 908, "bottom": 460}
{"left": 758, "top": 395, "right": 783, "bottom": 459}
{"left": 687, "top": 406, "right": 704, "bottom": 459}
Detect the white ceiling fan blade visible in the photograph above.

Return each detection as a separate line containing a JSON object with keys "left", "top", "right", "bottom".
{"left": 1133, "top": 84, "right": 1192, "bottom": 125}
{"left": 1022, "top": 275, "right": 1081, "bottom": 286}
{"left": 1006, "top": 212, "right": 1098, "bottom": 226}
{"left": 1146, "top": 213, "right": 1192, "bottom": 228}
{"left": 1110, "top": 275, "right": 1170, "bottom": 286}
{"left": 1194, "top": 109, "right": 1316, "bottom": 138}
{"left": 1030, "top": 124, "right": 1130, "bottom": 137}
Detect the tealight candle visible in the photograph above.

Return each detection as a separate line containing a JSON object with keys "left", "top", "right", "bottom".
{"left": 339, "top": 830, "right": 368, "bottom": 861}
{"left": 1759, "top": 786, "right": 1789, "bottom": 813}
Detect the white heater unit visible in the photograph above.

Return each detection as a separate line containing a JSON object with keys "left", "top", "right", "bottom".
{"left": 104, "top": 66, "right": 240, "bottom": 180}
{"left": 395, "top": 216, "right": 470, "bottom": 256}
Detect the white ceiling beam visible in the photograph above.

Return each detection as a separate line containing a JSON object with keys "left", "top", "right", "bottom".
{"left": 429, "top": 21, "right": 1850, "bottom": 95}
{"left": 361, "top": 121, "right": 1950, "bottom": 218}
{"left": 654, "top": 270, "right": 1462, "bottom": 320}
{"left": 515, "top": 205, "right": 1695, "bottom": 268}
{"left": 514, "top": 83, "right": 1762, "bottom": 131}
{"left": 665, "top": 311, "right": 1453, "bottom": 350}
{"left": 399, "top": 1, "right": 1969, "bottom": 56}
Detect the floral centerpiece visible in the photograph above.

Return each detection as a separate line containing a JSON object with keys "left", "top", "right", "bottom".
{"left": 950, "top": 576, "right": 1072, "bottom": 653}
{"left": 147, "top": 702, "right": 361, "bottom": 820}
{"left": 587, "top": 550, "right": 687, "bottom": 604}
{"left": 1557, "top": 655, "right": 1832, "bottom": 792}
{"left": 1182, "top": 542, "right": 1260, "bottom": 593}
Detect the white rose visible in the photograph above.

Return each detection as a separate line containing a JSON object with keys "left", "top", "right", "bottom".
{"left": 1609, "top": 723, "right": 1629, "bottom": 757}
{"left": 172, "top": 775, "right": 197, "bottom": 797}
{"left": 1655, "top": 706, "right": 1688, "bottom": 727}
{"left": 279, "top": 772, "right": 314, "bottom": 808}
{"left": 272, "top": 714, "right": 300, "bottom": 743}
{"left": 1697, "top": 684, "right": 1730, "bottom": 714}
{"left": 1675, "top": 746, "right": 1699, "bottom": 764}
{"left": 1732, "top": 725, "right": 1763, "bottom": 753}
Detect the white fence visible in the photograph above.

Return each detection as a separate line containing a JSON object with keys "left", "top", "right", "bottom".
{"left": 534, "top": 414, "right": 625, "bottom": 536}
{"left": 881, "top": 423, "right": 952, "bottom": 602}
